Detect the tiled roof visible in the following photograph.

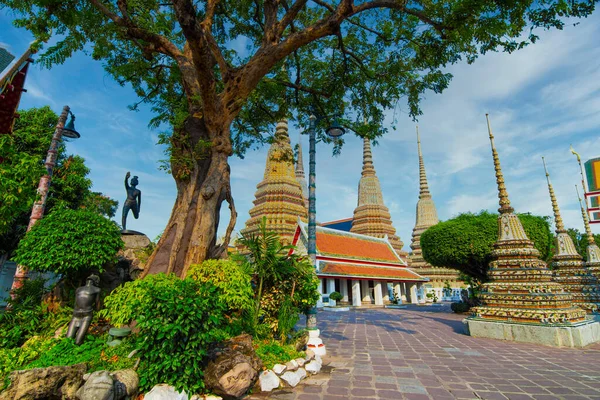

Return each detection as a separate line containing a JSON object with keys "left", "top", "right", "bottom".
{"left": 315, "top": 227, "right": 402, "bottom": 264}
{"left": 319, "top": 262, "right": 426, "bottom": 281}
{"left": 0, "top": 48, "right": 32, "bottom": 134}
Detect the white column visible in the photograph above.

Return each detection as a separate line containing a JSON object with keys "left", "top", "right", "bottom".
{"left": 394, "top": 283, "right": 402, "bottom": 304}
{"left": 327, "top": 278, "right": 336, "bottom": 294}
{"left": 401, "top": 282, "right": 408, "bottom": 302}
{"left": 352, "top": 280, "right": 362, "bottom": 307}
{"left": 382, "top": 283, "right": 390, "bottom": 303}
{"left": 361, "top": 280, "right": 371, "bottom": 303}
{"left": 410, "top": 283, "right": 419, "bottom": 304}
{"left": 340, "top": 279, "right": 349, "bottom": 302}
{"left": 317, "top": 278, "right": 324, "bottom": 307}
{"left": 417, "top": 283, "right": 425, "bottom": 304}
{"left": 374, "top": 281, "right": 383, "bottom": 306}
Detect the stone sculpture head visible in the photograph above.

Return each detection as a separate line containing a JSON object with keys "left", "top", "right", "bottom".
{"left": 131, "top": 176, "right": 139, "bottom": 187}
{"left": 87, "top": 274, "right": 100, "bottom": 287}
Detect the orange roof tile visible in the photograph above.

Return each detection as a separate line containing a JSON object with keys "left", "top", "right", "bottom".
{"left": 316, "top": 230, "right": 400, "bottom": 264}
{"left": 319, "top": 263, "right": 426, "bottom": 281}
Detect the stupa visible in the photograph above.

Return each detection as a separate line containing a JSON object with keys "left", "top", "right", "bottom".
{"left": 240, "top": 119, "right": 307, "bottom": 244}
{"left": 577, "top": 187, "right": 600, "bottom": 278}
{"left": 466, "top": 115, "right": 595, "bottom": 348}
{"left": 350, "top": 137, "right": 407, "bottom": 259}
{"left": 295, "top": 133, "right": 309, "bottom": 210}
{"left": 542, "top": 158, "right": 600, "bottom": 313}
{"left": 409, "top": 127, "right": 462, "bottom": 300}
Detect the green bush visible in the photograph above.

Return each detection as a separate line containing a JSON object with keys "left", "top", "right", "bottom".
{"left": 254, "top": 340, "right": 304, "bottom": 370}
{"left": 13, "top": 208, "right": 123, "bottom": 282}
{"left": 329, "top": 291, "right": 342, "bottom": 302}
{"left": 187, "top": 259, "right": 254, "bottom": 333}
{"left": 101, "top": 273, "right": 230, "bottom": 394}
{"left": 450, "top": 302, "right": 471, "bottom": 313}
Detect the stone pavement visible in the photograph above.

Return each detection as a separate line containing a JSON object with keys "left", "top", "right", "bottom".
{"left": 249, "top": 304, "right": 600, "bottom": 400}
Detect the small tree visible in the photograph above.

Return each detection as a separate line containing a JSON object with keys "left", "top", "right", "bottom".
{"left": 420, "top": 211, "right": 553, "bottom": 282}
{"left": 13, "top": 208, "right": 123, "bottom": 285}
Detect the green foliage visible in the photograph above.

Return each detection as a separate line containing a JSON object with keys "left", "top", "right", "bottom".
{"left": 254, "top": 340, "right": 304, "bottom": 370}
{"left": 0, "top": 106, "right": 118, "bottom": 259}
{"left": 0, "top": 278, "right": 47, "bottom": 349}
{"left": 328, "top": 291, "right": 343, "bottom": 302}
{"left": 421, "top": 211, "right": 553, "bottom": 282}
{"left": 450, "top": 302, "right": 471, "bottom": 313}
{"left": 13, "top": 208, "right": 123, "bottom": 280}
{"left": 187, "top": 259, "right": 254, "bottom": 318}
{"left": 567, "top": 228, "right": 600, "bottom": 261}
{"left": 101, "top": 274, "right": 230, "bottom": 394}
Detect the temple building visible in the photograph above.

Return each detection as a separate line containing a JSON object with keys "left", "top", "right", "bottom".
{"left": 291, "top": 221, "right": 427, "bottom": 306}
{"left": 240, "top": 119, "right": 307, "bottom": 244}
{"left": 408, "top": 128, "right": 462, "bottom": 301}
{"left": 466, "top": 116, "right": 594, "bottom": 348}
{"left": 542, "top": 158, "right": 600, "bottom": 313}
{"left": 350, "top": 137, "right": 407, "bottom": 260}
{"left": 577, "top": 190, "right": 600, "bottom": 278}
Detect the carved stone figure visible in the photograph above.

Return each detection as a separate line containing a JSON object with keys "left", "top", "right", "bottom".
{"left": 122, "top": 171, "right": 141, "bottom": 231}
{"left": 66, "top": 275, "right": 101, "bottom": 345}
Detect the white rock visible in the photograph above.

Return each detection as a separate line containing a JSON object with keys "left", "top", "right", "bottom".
{"left": 127, "top": 349, "right": 138, "bottom": 358}
{"left": 295, "top": 358, "right": 306, "bottom": 367}
{"left": 296, "top": 368, "right": 307, "bottom": 381}
{"left": 314, "top": 354, "right": 322, "bottom": 365}
{"left": 285, "top": 359, "right": 299, "bottom": 372}
{"left": 272, "top": 364, "right": 287, "bottom": 375}
{"left": 144, "top": 384, "right": 188, "bottom": 400}
{"left": 280, "top": 371, "right": 302, "bottom": 388}
{"left": 305, "top": 350, "right": 315, "bottom": 361}
{"left": 259, "top": 370, "right": 280, "bottom": 392}
{"left": 305, "top": 360, "right": 322, "bottom": 375}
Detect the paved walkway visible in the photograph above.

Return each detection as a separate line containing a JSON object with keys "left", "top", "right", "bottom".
{"left": 253, "top": 304, "right": 600, "bottom": 400}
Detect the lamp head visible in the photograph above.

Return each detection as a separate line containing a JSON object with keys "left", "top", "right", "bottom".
{"left": 62, "top": 112, "right": 80, "bottom": 139}
{"left": 325, "top": 116, "right": 345, "bottom": 138}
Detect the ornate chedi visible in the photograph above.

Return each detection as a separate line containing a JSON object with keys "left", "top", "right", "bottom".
{"left": 542, "top": 158, "right": 600, "bottom": 313}
{"left": 295, "top": 133, "right": 309, "bottom": 210}
{"left": 472, "top": 115, "right": 586, "bottom": 324}
{"left": 577, "top": 188, "right": 600, "bottom": 277}
{"left": 241, "top": 119, "right": 308, "bottom": 244}
{"left": 409, "top": 127, "right": 462, "bottom": 290}
{"left": 350, "top": 137, "right": 407, "bottom": 259}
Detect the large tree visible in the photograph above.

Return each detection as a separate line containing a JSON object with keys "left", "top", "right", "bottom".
{"left": 420, "top": 211, "right": 553, "bottom": 282}
{"left": 0, "top": 106, "right": 118, "bottom": 265}
{"left": 2, "top": 0, "right": 595, "bottom": 277}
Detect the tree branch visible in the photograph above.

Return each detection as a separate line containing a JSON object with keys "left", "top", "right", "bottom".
{"left": 265, "top": 78, "right": 332, "bottom": 98}
{"left": 277, "top": 0, "right": 309, "bottom": 36}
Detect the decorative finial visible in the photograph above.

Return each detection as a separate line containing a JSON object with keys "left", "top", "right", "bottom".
{"left": 542, "top": 157, "right": 565, "bottom": 232}
{"left": 295, "top": 132, "right": 305, "bottom": 176}
{"left": 576, "top": 185, "right": 595, "bottom": 245}
{"left": 486, "top": 114, "right": 513, "bottom": 214}
{"left": 416, "top": 126, "right": 430, "bottom": 198}
{"left": 362, "top": 136, "right": 376, "bottom": 177}
{"left": 571, "top": 145, "right": 589, "bottom": 193}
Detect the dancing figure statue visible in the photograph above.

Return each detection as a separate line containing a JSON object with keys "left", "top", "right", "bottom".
{"left": 66, "top": 275, "right": 101, "bottom": 345}
{"left": 122, "top": 171, "right": 141, "bottom": 231}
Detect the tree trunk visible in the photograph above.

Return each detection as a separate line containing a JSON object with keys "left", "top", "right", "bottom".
{"left": 142, "top": 113, "right": 237, "bottom": 278}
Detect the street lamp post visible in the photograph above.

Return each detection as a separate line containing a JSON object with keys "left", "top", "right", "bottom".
{"left": 11, "top": 105, "right": 80, "bottom": 293}
{"left": 305, "top": 113, "right": 345, "bottom": 356}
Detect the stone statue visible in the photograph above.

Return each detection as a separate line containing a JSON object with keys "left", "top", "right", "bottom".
{"left": 66, "top": 274, "right": 101, "bottom": 345}
{"left": 122, "top": 171, "right": 141, "bottom": 231}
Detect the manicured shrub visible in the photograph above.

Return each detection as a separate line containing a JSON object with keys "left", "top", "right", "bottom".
{"left": 13, "top": 208, "right": 123, "bottom": 282}
{"left": 450, "top": 302, "right": 471, "bottom": 313}
{"left": 101, "top": 273, "right": 230, "bottom": 394}
{"left": 329, "top": 291, "right": 343, "bottom": 302}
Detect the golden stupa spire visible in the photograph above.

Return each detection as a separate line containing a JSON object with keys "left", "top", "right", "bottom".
{"left": 576, "top": 185, "right": 596, "bottom": 245}
{"left": 486, "top": 114, "right": 513, "bottom": 214}
{"left": 417, "top": 126, "right": 431, "bottom": 199}
{"left": 361, "top": 136, "right": 376, "bottom": 177}
{"left": 542, "top": 157, "right": 565, "bottom": 232}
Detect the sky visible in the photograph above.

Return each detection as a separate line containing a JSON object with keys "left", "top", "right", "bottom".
{"left": 1, "top": 9, "right": 599, "bottom": 251}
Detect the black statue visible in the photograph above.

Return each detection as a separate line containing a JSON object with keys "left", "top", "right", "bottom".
{"left": 66, "top": 275, "right": 101, "bottom": 345}
{"left": 122, "top": 171, "right": 141, "bottom": 231}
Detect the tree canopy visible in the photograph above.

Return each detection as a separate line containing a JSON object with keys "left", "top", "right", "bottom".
{"left": 567, "top": 228, "right": 600, "bottom": 261}
{"left": 420, "top": 211, "right": 553, "bottom": 282}
{"left": 2, "top": 0, "right": 595, "bottom": 275}
{"left": 0, "top": 106, "right": 118, "bottom": 261}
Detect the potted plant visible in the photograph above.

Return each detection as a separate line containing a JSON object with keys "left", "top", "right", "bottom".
{"left": 328, "top": 291, "right": 342, "bottom": 306}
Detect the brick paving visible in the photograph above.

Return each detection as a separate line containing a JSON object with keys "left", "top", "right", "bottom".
{"left": 250, "top": 304, "right": 600, "bottom": 400}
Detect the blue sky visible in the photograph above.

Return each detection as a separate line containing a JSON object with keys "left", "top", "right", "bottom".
{"left": 1, "top": 9, "right": 599, "bottom": 249}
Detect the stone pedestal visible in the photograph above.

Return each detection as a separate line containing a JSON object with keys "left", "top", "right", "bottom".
{"left": 465, "top": 318, "right": 600, "bottom": 348}
{"left": 118, "top": 233, "right": 152, "bottom": 280}
{"left": 307, "top": 329, "right": 326, "bottom": 356}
